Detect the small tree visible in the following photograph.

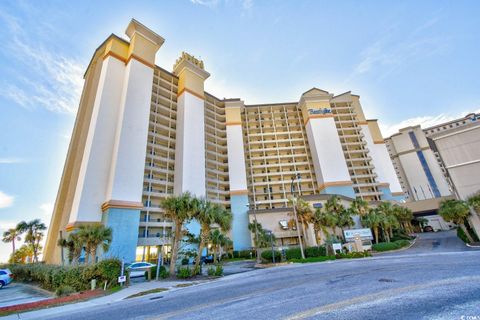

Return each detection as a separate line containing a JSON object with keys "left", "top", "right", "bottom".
{"left": 160, "top": 192, "right": 196, "bottom": 275}
{"left": 248, "top": 222, "right": 276, "bottom": 248}
{"left": 2, "top": 228, "right": 22, "bottom": 256}
{"left": 361, "top": 209, "right": 383, "bottom": 244}
{"left": 9, "top": 244, "right": 34, "bottom": 264}
{"left": 350, "top": 198, "right": 370, "bottom": 217}
{"left": 77, "top": 224, "right": 112, "bottom": 264}
{"left": 439, "top": 199, "right": 475, "bottom": 243}
{"left": 467, "top": 192, "right": 480, "bottom": 213}
{"left": 192, "top": 198, "right": 232, "bottom": 272}
{"left": 16, "top": 219, "right": 46, "bottom": 262}
{"left": 57, "top": 232, "right": 83, "bottom": 264}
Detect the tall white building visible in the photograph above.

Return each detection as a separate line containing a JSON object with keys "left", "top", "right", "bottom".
{"left": 44, "top": 20, "right": 404, "bottom": 264}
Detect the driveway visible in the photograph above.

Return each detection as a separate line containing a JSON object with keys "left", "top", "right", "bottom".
{"left": 382, "top": 229, "right": 476, "bottom": 256}
{"left": 0, "top": 282, "right": 51, "bottom": 308}
{"left": 222, "top": 260, "right": 256, "bottom": 276}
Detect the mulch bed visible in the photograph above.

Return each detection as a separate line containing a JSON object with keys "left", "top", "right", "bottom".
{"left": 0, "top": 289, "right": 104, "bottom": 314}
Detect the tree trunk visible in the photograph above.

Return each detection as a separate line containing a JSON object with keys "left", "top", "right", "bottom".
{"left": 170, "top": 223, "right": 181, "bottom": 275}
{"left": 373, "top": 227, "right": 379, "bottom": 244}
{"left": 92, "top": 248, "right": 97, "bottom": 264}
{"left": 300, "top": 217, "right": 308, "bottom": 247}
{"left": 213, "top": 245, "right": 218, "bottom": 264}
{"left": 194, "top": 228, "right": 208, "bottom": 274}
{"left": 389, "top": 227, "right": 393, "bottom": 239}
{"left": 460, "top": 224, "right": 475, "bottom": 243}
{"left": 84, "top": 247, "right": 90, "bottom": 265}
{"left": 11, "top": 240, "right": 15, "bottom": 255}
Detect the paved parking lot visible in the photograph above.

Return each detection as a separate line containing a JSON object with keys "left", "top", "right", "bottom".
{"left": 0, "top": 282, "right": 51, "bottom": 308}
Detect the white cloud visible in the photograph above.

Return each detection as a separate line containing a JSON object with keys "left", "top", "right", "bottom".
{"left": 380, "top": 108, "right": 480, "bottom": 137}
{"left": 0, "top": 191, "right": 14, "bottom": 209}
{"left": 0, "top": 11, "right": 84, "bottom": 113}
{"left": 0, "top": 158, "right": 26, "bottom": 164}
{"left": 346, "top": 15, "right": 447, "bottom": 82}
{"left": 190, "top": 0, "right": 220, "bottom": 7}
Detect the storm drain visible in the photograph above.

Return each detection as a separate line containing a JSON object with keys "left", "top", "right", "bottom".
{"left": 378, "top": 278, "right": 395, "bottom": 282}
{"left": 150, "top": 296, "right": 164, "bottom": 300}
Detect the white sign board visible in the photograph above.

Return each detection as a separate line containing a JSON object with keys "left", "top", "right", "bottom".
{"left": 344, "top": 228, "right": 373, "bottom": 241}
{"left": 332, "top": 243, "right": 342, "bottom": 251}
{"left": 118, "top": 275, "right": 126, "bottom": 283}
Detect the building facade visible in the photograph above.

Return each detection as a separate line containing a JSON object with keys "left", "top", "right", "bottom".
{"left": 387, "top": 113, "right": 480, "bottom": 234}
{"left": 44, "top": 20, "right": 403, "bottom": 264}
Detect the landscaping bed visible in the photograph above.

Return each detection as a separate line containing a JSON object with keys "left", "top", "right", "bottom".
{"left": 372, "top": 239, "right": 412, "bottom": 252}
{"left": 0, "top": 289, "right": 105, "bottom": 316}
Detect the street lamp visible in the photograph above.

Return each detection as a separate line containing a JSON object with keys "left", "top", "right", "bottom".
{"left": 246, "top": 203, "right": 261, "bottom": 264}
{"left": 266, "top": 229, "right": 275, "bottom": 264}
{"left": 291, "top": 173, "right": 305, "bottom": 259}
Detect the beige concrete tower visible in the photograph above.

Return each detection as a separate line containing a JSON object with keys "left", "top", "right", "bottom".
{"left": 173, "top": 53, "right": 210, "bottom": 199}
{"left": 44, "top": 20, "right": 164, "bottom": 263}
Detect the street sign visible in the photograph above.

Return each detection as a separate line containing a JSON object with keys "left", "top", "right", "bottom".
{"left": 118, "top": 275, "right": 126, "bottom": 283}
{"left": 344, "top": 228, "right": 374, "bottom": 241}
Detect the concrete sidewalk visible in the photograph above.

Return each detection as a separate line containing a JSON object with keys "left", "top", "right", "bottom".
{"left": 1, "top": 279, "right": 210, "bottom": 319}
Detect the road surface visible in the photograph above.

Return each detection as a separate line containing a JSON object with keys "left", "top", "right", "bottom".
{"left": 22, "top": 231, "right": 480, "bottom": 319}
{"left": 0, "top": 283, "right": 50, "bottom": 308}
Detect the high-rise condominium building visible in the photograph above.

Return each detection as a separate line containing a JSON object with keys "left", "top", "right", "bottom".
{"left": 44, "top": 20, "right": 403, "bottom": 264}
{"left": 386, "top": 113, "right": 480, "bottom": 234}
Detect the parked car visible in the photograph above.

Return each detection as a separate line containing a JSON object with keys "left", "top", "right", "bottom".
{"left": 423, "top": 225, "right": 434, "bottom": 232}
{"left": 126, "top": 262, "right": 155, "bottom": 278}
{"left": 201, "top": 255, "right": 214, "bottom": 264}
{"left": 0, "top": 269, "right": 13, "bottom": 289}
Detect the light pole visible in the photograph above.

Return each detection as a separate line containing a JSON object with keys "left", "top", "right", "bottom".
{"left": 246, "top": 204, "right": 261, "bottom": 264}
{"left": 291, "top": 173, "right": 305, "bottom": 259}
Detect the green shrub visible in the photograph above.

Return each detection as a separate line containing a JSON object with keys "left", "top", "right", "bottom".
{"left": 214, "top": 264, "right": 223, "bottom": 276}
{"left": 238, "top": 250, "right": 255, "bottom": 259}
{"left": 391, "top": 230, "right": 413, "bottom": 242}
{"left": 207, "top": 267, "right": 216, "bottom": 276}
{"left": 305, "top": 246, "right": 326, "bottom": 258}
{"left": 148, "top": 265, "right": 170, "bottom": 279}
{"left": 285, "top": 248, "right": 302, "bottom": 260}
{"left": 55, "top": 285, "right": 75, "bottom": 297}
{"left": 0, "top": 258, "right": 122, "bottom": 292}
{"left": 176, "top": 266, "right": 192, "bottom": 279}
{"left": 261, "top": 250, "right": 281, "bottom": 263}
{"left": 290, "top": 256, "right": 336, "bottom": 263}
{"left": 457, "top": 227, "right": 469, "bottom": 243}
{"left": 336, "top": 251, "right": 371, "bottom": 259}
{"left": 372, "top": 240, "right": 411, "bottom": 252}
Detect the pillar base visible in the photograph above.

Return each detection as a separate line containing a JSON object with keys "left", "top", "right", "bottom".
{"left": 231, "top": 194, "right": 251, "bottom": 250}
{"left": 102, "top": 208, "right": 140, "bottom": 262}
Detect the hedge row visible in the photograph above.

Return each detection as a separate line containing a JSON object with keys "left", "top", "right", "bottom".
{"left": 372, "top": 240, "right": 411, "bottom": 252}
{"left": 232, "top": 250, "right": 256, "bottom": 259}
{"left": 1, "top": 259, "right": 122, "bottom": 292}
{"left": 285, "top": 246, "right": 327, "bottom": 260}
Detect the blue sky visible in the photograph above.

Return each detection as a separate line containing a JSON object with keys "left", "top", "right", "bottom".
{"left": 0, "top": 0, "right": 479, "bottom": 262}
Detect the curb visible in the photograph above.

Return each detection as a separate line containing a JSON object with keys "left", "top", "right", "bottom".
{"left": 466, "top": 243, "right": 480, "bottom": 248}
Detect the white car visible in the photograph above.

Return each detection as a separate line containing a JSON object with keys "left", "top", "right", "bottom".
{"left": 0, "top": 269, "right": 13, "bottom": 289}
{"left": 126, "top": 262, "right": 155, "bottom": 278}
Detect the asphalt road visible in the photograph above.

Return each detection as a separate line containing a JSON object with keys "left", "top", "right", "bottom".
{"left": 36, "top": 231, "right": 480, "bottom": 319}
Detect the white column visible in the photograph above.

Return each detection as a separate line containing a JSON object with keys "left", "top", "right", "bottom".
{"left": 174, "top": 92, "right": 206, "bottom": 197}
{"left": 69, "top": 56, "right": 126, "bottom": 224}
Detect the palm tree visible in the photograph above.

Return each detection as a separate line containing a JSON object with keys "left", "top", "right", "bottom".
{"left": 361, "top": 209, "right": 383, "bottom": 244}
{"left": 350, "top": 198, "right": 370, "bottom": 217}
{"left": 325, "top": 196, "right": 345, "bottom": 237}
{"left": 192, "top": 198, "right": 233, "bottom": 272}
{"left": 439, "top": 199, "right": 475, "bottom": 243}
{"left": 57, "top": 232, "right": 83, "bottom": 264}
{"left": 248, "top": 222, "right": 273, "bottom": 248}
{"left": 209, "top": 230, "right": 231, "bottom": 263}
{"left": 314, "top": 208, "right": 338, "bottom": 242}
{"left": 160, "top": 192, "right": 196, "bottom": 275}
{"left": 337, "top": 209, "right": 355, "bottom": 240}
{"left": 2, "top": 228, "right": 21, "bottom": 256}
{"left": 9, "top": 244, "right": 34, "bottom": 264}
{"left": 467, "top": 192, "right": 480, "bottom": 213}
{"left": 16, "top": 219, "right": 46, "bottom": 262}
{"left": 77, "top": 224, "right": 112, "bottom": 264}
{"left": 288, "top": 197, "right": 312, "bottom": 247}
{"left": 392, "top": 205, "right": 414, "bottom": 234}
